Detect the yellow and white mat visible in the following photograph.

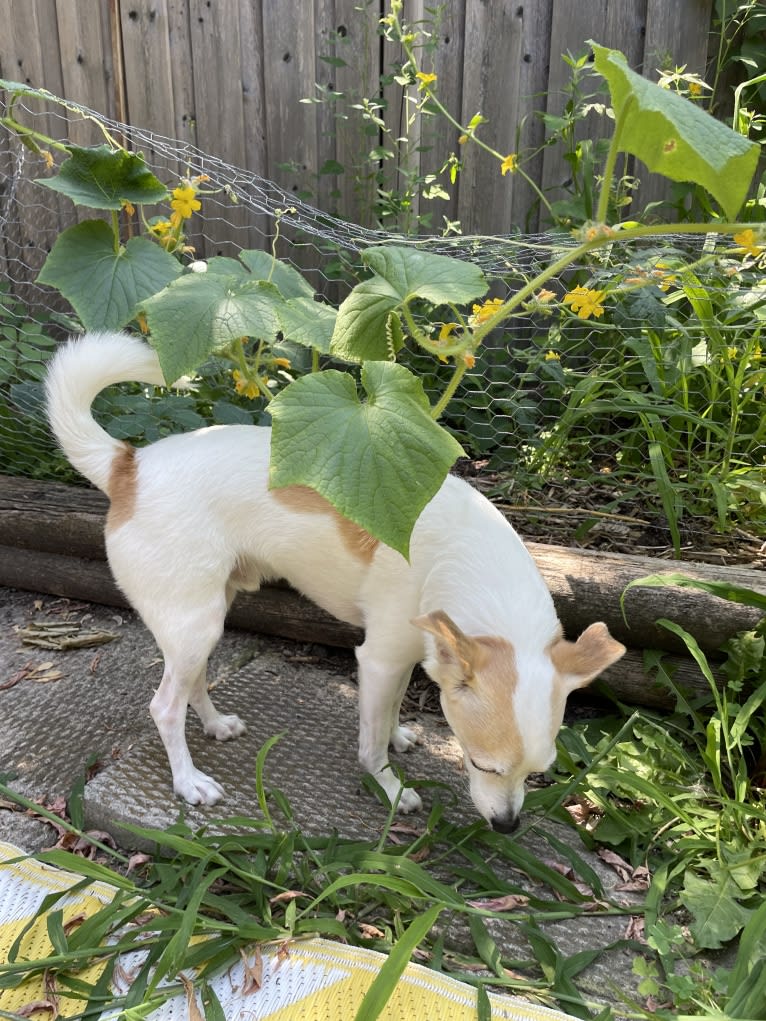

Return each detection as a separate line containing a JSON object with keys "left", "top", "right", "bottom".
{"left": 0, "top": 841, "right": 578, "bottom": 1020}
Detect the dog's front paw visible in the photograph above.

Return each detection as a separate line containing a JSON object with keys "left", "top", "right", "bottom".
{"left": 390, "top": 725, "right": 420, "bottom": 753}
{"left": 204, "top": 713, "right": 247, "bottom": 741}
{"left": 396, "top": 787, "right": 423, "bottom": 814}
{"left": 174, "top": 769, "right": 225, "bottom": 806}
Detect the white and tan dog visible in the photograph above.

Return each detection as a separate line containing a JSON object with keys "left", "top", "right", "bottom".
{"left": 46, "top": 332, "right": 625, "bottom": 832}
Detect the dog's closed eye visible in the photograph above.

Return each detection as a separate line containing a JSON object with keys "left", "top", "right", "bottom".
{"left": 470, "top": 757, "right": 503, "bottom": 776}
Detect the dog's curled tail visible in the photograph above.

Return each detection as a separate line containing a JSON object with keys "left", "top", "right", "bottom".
{"left": 45, "top": 331, "right": 166, "bottom": 493}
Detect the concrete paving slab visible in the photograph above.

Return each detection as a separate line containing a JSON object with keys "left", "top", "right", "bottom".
{"left": 0, "top": 585, "right": 644, "bottom": 1014}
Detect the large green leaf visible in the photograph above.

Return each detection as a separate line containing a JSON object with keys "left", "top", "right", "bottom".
{"left": 268, "top": 362, "right": 464, "bottom": 557}
{"left": 239, "top": 250, "right": 315, "bottom": 299}
{"left": 331, "top": 245, "right": 488, "bottom": 362}
{"left": 680, "top": 871, "right": 752, "bottom": 949}
{"left": 591, "top": 43, "right": 760, "bottom": 219}
{"left": 277, "top": 297, "right": 337, "bottom": 354}
{"left": 35, "top": 144, "right": 169, "bottom": 210}
{"left": 37, "top": 219, "right": 182, "bottom": 331}
{"left": 142, "top": 273, "right": 283, "bottom": 382}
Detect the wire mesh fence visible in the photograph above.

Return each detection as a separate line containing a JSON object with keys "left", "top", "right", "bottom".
{"left": 1, "top": 85, "right": 764, "bottom": 562}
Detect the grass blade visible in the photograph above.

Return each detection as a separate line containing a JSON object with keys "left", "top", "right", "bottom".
{"left": 353, "top": 904, "right": 443, "bottom": 1021}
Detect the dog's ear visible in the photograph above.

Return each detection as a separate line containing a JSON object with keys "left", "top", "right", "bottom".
{"left": 411, "top": 610, "right": 483, "bottom": 689}
{"left": 551, "top": 622, "right": 625, "bottom": 693}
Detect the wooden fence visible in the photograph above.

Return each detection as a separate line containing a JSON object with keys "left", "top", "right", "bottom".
{"left": 0, "top": 0, "right": 714, "bottom": 242}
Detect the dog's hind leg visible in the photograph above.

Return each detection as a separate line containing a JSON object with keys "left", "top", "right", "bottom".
{"left": 356, "top": 639, "right": 422, "bottom": 813}
{"left": 186, "top": 578, "right": 247, "bottom": 742}
{"left": 189, "top": 665, "right": 247, "bottom": 742}
{"left": 147, "top": 596, "right": 230, "bottom": 806}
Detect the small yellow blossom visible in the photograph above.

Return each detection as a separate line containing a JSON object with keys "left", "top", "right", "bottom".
{"left": 41, "top": 149, "right": 55, "bottom": 169}
{"left": 751, "top": 343, "right": 762, "bottom": 363}
{"left": 733, "top": 228, "right": 763, "bottom": 258}
{"left": 458, "top": 134, "right": 468, "bottom": 145}
{"left": 726, "top": 346, "right": 738, "bottom": 360}
{"left": 462, "top": 351, "right": 476, "bottom": 369}
{"left": 688, "top": 81, "right": 702, "bottom": 97}
{"left": 438, "top": 322, "right": 460, "bottom": 341}
{"left": 122, "top": 200, "right": 136, "bottom": 216}
{"left": 544, "top": 350, "right": 560, "bottom": 361}
{"left": 273, "top": 357, "right": 292, "bottom": 369}
{"left": 536, "top": 288, "right": 556, "bottom": 304}
{"left": 563, "top": 285, "right": 606, "bottom": 320}
{"left": 149, "top": 219, "right": 173, "bottom": 237}
{"left": 232, "top": 370, "right": 260, "bottom": 399}
{"left": 470, "top": 297, "right": 504, "bottom": 325}
{"left": 171, "top": 183, "right": 202, "bottom": 220}
{"left": 416, "top": 71, "right": 437, "bottom": 91}
{"left": 500, "top": 153, "right": 518, "bottom": 176}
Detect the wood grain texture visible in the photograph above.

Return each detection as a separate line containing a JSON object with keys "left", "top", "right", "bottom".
{"left": 1, "top": 1, "right": 721, "bottom": 240}
{"left": 1, "top": 474, "right": 762, "bottom": 660}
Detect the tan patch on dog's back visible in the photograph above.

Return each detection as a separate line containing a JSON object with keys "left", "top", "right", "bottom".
{"left": 106, "top": 443, "right": 138, "bottom": 533}
{"left": 273, "top": 485, "right": 379, "bottom": 563}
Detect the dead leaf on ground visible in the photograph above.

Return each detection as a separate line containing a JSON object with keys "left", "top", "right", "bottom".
{"left": 467, "top": 893, "right": 530, "bottom": 912}
{"left": 269, "top": 890, "right": 306, "bottom": 905}
{"left": 180, "top": 973, "right": 205, "bottom": 1021}
{"left": 240, "top": 946, "right": 264, "bottom": 994}
{"left": 358, "top": 922, "right": 386, "bottom": 939}
{"left": 1, "top": 660, "right": 64, "bottom": 689}
{"left": 15, "top": 1000, "right": 58, "bottom": 1017}
{"left": 15, "top": 620, "right": 120, "bottom": 651}
{"left": 625, "top": 915, "right": 646, "bottom": 941}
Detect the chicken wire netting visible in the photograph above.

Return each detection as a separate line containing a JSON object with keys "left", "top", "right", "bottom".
{"left": 1, "top": 85, "right": 764, "bottom": 561}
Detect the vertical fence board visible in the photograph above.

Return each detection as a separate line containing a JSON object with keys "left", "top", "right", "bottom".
{"left": 510, "top": 0, "right": 554, "bottom": 232}
{"left": 417, "top": 0, "right": 465, "bottom": 233}
{"left": 261, "top": 1, "right": 320, "bottom": 271}
{"left": 457, "top": 0, "right": 524, "bottom": 235}
{"left": 541, "top": 0, "right": 607, "bottom": 213}
{"left": 187, "top": 0, "right": 253, "bottom": 254}
{"left": 0, "top": 0, "right": 69, "bottom": 311}
{"left": 332, "top": 0, "right": 380, "bottom": 229}
{"left": 0, "top": 0, "right": 728, "bottom": 251}
{"left": 381, "top": 0, "right": 425, "bottom": 233}
{"left": 119, "top": 0, "right": 178, "bottom": 144}
{"left": 54, "top": 0, "right": 116, "bottom": 143}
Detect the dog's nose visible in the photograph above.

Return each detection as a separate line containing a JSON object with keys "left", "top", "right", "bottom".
{"left": 490, "top": 813, "right": 520, "bottom": 834}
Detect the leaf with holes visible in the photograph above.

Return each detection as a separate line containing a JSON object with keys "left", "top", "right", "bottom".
{"left": 592, "top": 43, "right": 759, "bottom": 219}
{"left": 36, "top": 144, "right": 169, "bottom": 210}
{"left": 268, "top": 362, "right": 464, "bottom": 557}
{"left": 37, "top": 219, "right": 182, "bottom": 331}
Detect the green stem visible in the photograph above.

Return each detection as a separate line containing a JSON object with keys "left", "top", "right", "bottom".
{"left": 0, "top": 114, "right": 71, "bottom": 155}
{"left": 430, "top": 359, "right": 468, "bottom": 420}
{"left": 595, "top": 95, "right": 634, "bottom": 224}
{"left": 110, "top": 209, "right": 121, "bottom": 253}
{"left": 471, "top": 219, "right": 760, "bottom": 346}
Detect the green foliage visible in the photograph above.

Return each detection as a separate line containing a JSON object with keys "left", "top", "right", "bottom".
{"left": 552, "top": 577, "right": 766, "bottom": 1018}
{"left": 331, "top": 246, "right": 487, "bottom": 363}
{"left": 2, "top": 39, "right": 764, "bottom": 550}
{"left": 591, "top": 44, "right": 759, "bottom": 220}
{"left": 38, "top": 220, "right": 182, "bottom": 332}
{"left": 269, "top": 362, "right": 464, "bottom": 558}
{"left": 35, "top": 143, "right": 168, "bottom": 209}
{"left": 522, "top": 251, "right": 766, "bottom": 548}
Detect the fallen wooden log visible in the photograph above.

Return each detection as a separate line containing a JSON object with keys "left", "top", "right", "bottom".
{"left": 0, "top": 543, "right": 719, "bottom": 709}
{"left": 1, "top": 474, "right": 763, "bottom": 657}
